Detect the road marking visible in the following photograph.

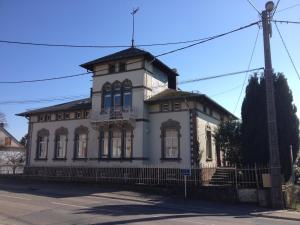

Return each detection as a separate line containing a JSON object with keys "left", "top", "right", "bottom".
{"left": 0, "top": 195, "right": 31, "bottom": 201}
{"left": 51, "top": 201, "right": 89, "bottom": 209}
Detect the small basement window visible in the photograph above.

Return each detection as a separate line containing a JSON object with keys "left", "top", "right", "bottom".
{"left": 64, "top": 112, "right": 70, "bottom": 119}
{"left": 119, "top": 62, "right": 126, "bottom": 72}
{"left": 57, "top": 113, "right": 63, "bottom": 120}
{"left": 173, "top": 102, "right": 181, "bottom": 111}
{"left": 84, "top": 111, "right": 89, "bottom": 118}
{"left": 109, "top": 64, "right": 116, "bottom": 73}
{"left": 161, "top": 103, "right": 169, "bottom": 112}
{"left": 76, "top": 112, "right": 82, "bottom": 119}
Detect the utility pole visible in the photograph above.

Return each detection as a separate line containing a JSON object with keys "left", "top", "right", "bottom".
{"left": 262, "top": 1, "right": 283, "bottom": 209}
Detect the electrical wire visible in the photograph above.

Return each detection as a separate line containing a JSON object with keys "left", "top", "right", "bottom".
{"left": 233, "top": 27, "right": 260, "bottom": 113}
{"left": 0, "top": 95, "right": 88, "bottom": 105}
{"left": 209, "top": 84, "right": 243, "bottom": 97}
{"left": 246, "top": 0, "right": 262, "bottom": 15}
{"left": 154, "top": 21, "right": 260, "bottom": 58}
{"left": 178, "top": 67, "right": 263, "bottom": 85}
{"left": 0, "top": 21, "right": 260, "bottom": 84}
{"left": 0, "top": 68, "right": 264, "bottom": 106}
{"left": 272, "top": 19, "right": 300, "bottom": 25}
{"left": 274, "top": 22, "right": 300, "bottom": 81}
{"left": 272, "top": 0, "right": 282, "bottom": 16}
{"left": 0, "top": 37, "right": 212, "bottom": 49}
{"left": 276, "top": 3, "right": 300, "bottom": 13}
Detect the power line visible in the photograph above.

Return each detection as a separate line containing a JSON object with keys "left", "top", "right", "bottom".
{"left": 276, "top": 3, "right": 300, "bottom": 13}
{"left": 178, "top": 67, "right": 264, "bottom": 85}
{"left": 0, "top": 21, "right": 260, "bottom": 84}
{"left": 0, "top": 71, "right": 92, "bottom": 84}
{"left": 0, "top": 21, "right": 258, "bottom": 49}
{"left": 233, "top": 27, "right": 260, "bottom": 113}
{"left": 0, "top": 95, "right": 88, "bottom": 105}
{"left": 274, "top": 22, "right": 300, "bottom": 81}
{"left": 246, "top": 0, "right": 262, "bottom": 15}
{"left": 0, "top": 69, "right": 263, "bottom": 106}
{"left": 154, "top": 21, "right": 260, "bottom": 58}
{"left": 272, "top": 0, "right": 282, "bottom": 16}
{"left": 0, "top": 37, "right": 213, "bottom": 49}
{"left": 210, "top": 84, "right": 242, "bottom": 97}
{"left": 272, "top": 19, "right": 300, "bottom": 25}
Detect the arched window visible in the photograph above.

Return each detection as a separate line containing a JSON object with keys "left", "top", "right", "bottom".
{"left": 102, "top": 82, "right": 112, "bottom": 112}
{"left": 122, "top": 79, "right": 132, "bottom": 111}
{"left": 112, "top": 81, "right": 122, "bottom": 112}
{"left": 54, "top": 127, "right": 68, "bottom": 159}
{"left": 74, "top": 126, "right": 88, "bottom": 159}
{"left": 160, "top": 119, "right": 181, "bottom": 159}
{"left": 36, "top": 129, "right": 49, "bottom": 160}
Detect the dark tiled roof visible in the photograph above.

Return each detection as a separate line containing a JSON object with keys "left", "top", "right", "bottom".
{"left": 145, "top": 89, "right": 237, "bottom": 119}
{"left": 17, "top": 98, "right": 91, "bottom": 117}
{"left": 80, "top": 47, "right": 178, "bottom": 77}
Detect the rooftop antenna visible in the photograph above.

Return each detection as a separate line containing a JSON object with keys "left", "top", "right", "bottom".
{"left": 131, "top": 7, "right": 139, "bottom": 47}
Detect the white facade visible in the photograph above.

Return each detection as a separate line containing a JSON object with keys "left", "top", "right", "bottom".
{"left": 20, "top": 48, "right": 234, "bottom": 169}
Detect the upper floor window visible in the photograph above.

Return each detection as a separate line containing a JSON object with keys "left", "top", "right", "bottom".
{"left": 112, "top": 81, "right": 122, "bottom": 112}
{"left": 206, "top": 125, "right": 212, "bottom": 160}
{"left": 109, "top": 64, "right": 116, "bottom": 73}
{"left": 123, "top": 79, "right": 132, "bottom": 110}
{"left": 4, "top": 137, "right": 11, "bottom": 146}
{"left": 64, "top": 112, "right": 70, "bottom": 119}
{"left": 119, "top": 62, "right": 126, "bottom": 72}
{"left": 102, "top": 83, "right": 112, "bottom": 112}
{"left": 55, "top": 127, "right": 68, "bottom": 159}
{"left": 74, "top": 126, "right": 88, "bottom": 159}
{"left": 36, "top": 129, "right": 49, "bottom": 159}
{"left": 76, "top": 111, "right": 82, "bottom": 119}
{"left": 160, "top": 119, "right": 181, "bottom": 160}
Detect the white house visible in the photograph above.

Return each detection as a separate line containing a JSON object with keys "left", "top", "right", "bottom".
{"left": 18, "top": 47, "right": 236, "bottom": 173}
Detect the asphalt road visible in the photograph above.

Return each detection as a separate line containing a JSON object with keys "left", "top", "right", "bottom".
{"left": 0, "top": 178, "right": 299, "bottom": 225}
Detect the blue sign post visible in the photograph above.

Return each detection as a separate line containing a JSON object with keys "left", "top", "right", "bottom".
{"left": 181, "top": 169, "right": 191, "bottom": 198}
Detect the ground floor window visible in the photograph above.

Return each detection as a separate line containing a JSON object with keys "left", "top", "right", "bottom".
{"left": 36, "top": 129, "right": 49, "bottom": 159}
{"left": 74, "top": 126, "right": 88, "bottom": 159}
{"left": 160, "top": 119, "right": 181, "bottom": 159}
{"left": 55, "top": 134, "right": 67, "bottom": 159}
{"left": 112, "top": 130, "right": 122, "bottom": 158}
{"left": 99, "top": 126, "right": 133, "bottom": 159}
{"left": 164, "top": 128, "right": 179, "bottom": 158}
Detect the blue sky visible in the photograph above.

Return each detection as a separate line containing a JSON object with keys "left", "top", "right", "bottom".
{"left": 0, "top": 0, "right": 299, "bottom": 140}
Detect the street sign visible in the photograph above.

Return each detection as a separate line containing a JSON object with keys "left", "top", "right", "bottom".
{"left": 181, "top": 169, "right": 191, "bottom": 176}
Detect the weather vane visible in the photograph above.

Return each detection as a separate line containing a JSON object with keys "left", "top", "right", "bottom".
{"left": 131, "top": 7, "right": 139, "bottom": 47}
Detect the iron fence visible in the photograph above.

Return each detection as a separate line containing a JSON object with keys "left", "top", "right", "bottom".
{"left": 5, "top": 164, "right": 269, "bottom": 188}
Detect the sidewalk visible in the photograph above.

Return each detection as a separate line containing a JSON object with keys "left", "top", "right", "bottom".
{"left": 253, "top": 210, "right": 300, "bottom": 221}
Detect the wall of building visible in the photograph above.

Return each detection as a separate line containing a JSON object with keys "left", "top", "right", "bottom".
{"left": 29, "top": 118, "right": 151, "bottom": 168}
{"left": 196, "top": 111, "right": 220, "bottom": 166}
{"left": 148, "top": 111, "right": 191, "bottom": 168}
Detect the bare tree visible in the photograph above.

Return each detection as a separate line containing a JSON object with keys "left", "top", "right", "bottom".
{"left": 3, "top": 151, "right": 25, "bottom": 175}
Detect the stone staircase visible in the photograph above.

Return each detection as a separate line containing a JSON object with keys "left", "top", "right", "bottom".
{"left": 209, "top": 167, "right": 236, "bottom": 186}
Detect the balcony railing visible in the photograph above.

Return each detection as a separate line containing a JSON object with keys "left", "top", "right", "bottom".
{"left": 90, "top": 107, "right": 138, "bottom": 123}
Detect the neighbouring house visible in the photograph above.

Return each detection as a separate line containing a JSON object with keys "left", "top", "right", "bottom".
{"left": 17, "top": 47, "right": 236, "bottom": 174}
{"left": 0, "top": 123, "right": 25, "bottom": 165}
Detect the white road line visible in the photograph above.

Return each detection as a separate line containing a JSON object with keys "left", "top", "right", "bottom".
{"left": 0, "top": 195, "right": 31, "bottom": 201}
{"left": 51, "top": 201, "right": 89, "bottom": 209}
